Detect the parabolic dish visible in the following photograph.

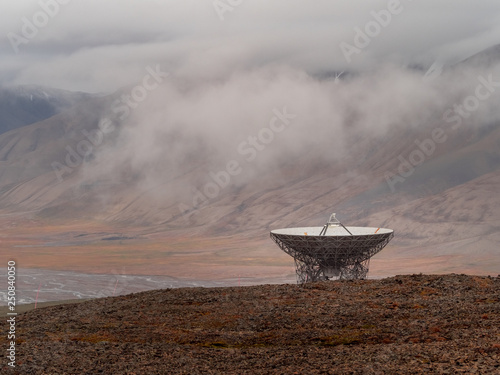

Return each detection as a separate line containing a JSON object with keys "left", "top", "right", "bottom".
{"left": 270, "top": 225, "right": 394, "bottom": 283}
{"left": 271, "top": 226, "right": 393, "bottom": 236}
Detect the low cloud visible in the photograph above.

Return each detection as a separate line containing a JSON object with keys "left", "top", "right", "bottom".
{"left": 2, "top": 1, "right": 500, "bottom": 91}
{"left": 72, "top": 56, "right": 499, "bottom": 213}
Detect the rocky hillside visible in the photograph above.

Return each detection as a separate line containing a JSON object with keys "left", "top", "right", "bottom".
{"left": 2, "top": 274, "right": 500, "bottom": 374}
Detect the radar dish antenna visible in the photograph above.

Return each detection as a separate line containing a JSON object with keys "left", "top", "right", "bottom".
{"left": 270, "top": 213, "right": 394, "bottom": 284}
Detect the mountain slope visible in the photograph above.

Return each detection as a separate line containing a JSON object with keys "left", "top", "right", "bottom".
{"left": 0, "top": 46, "right": 499, "bottom": 276}
{"left": 0, "top": 85, "right": 93, "bottom": 135}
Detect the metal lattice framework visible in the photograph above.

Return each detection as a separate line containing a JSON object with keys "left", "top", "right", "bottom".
{"left": 270, "top": 226, "right": 394, "bottom": 284}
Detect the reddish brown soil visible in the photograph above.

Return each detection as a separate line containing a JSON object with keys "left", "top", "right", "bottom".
{"left": 2, "top": 274, "right": 500, "bottom": 374}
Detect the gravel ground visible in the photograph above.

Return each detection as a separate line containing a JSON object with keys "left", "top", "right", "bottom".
{"left": 2, "top": 273, "right": 500, "bottom": 374}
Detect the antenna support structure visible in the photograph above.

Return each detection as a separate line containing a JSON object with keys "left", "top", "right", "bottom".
{"left": 270, "top": 213, "right": 394, "bottom": 284}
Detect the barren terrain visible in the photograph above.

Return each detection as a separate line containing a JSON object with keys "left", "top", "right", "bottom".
{"left": 2, "top": 274, "right": 500, "bottom": 374}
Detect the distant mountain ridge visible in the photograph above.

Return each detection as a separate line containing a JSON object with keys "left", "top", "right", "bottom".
{"left": 0, "top": 85, "right": 93, "bottom": 135}
{"left": 0, "top": 46, "right": 499, "bottom": 275}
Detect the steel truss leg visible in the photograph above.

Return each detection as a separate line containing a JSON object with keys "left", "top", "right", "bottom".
{"left": 339, "top": 259, "right": 370, "bottom": 280}
{"left": 294, "top": 258, "right": 325, "bottom": 284}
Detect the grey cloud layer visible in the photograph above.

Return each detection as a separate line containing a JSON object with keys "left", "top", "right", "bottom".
{"left": 73, "top": 60, "right": 500, "bottom": 210}
{"left": 2, "top": 0, "right": 500, "bottom": 92}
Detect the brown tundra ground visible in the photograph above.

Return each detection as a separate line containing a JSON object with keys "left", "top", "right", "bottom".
{"left": 2, "top": 273, "right": 500, "bottom": 374}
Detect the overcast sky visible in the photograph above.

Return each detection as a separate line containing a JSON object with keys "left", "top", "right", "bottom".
{"left": 1, "top": 0, "right": 500, "bottom": 93}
